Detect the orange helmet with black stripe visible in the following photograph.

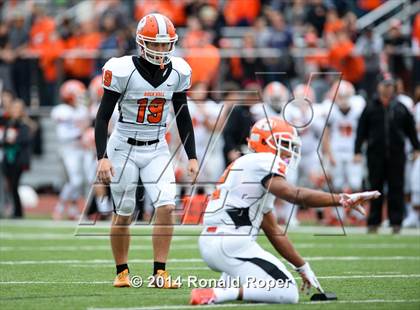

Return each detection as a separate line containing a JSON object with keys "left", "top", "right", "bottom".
{"left": 136, "top": 13, "right": 178, "bottom": 66}
{"left": 248, "top": 116, "right": 301, "bottom": 168}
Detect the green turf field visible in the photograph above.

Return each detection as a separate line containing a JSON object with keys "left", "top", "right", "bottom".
{"left": 1, "top": 220, "right": 419, "bottom": 310}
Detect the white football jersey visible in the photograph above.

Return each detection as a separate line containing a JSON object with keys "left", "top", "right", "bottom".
{"left": 102, "top": 55, "right": 192, "bottom": 140}
{"left": 187, "top": 99, "right": 225, "bottom": 183}
{"left": 51, "top": 103, "right": 89, "bottom": 143}
{"left": 328, "top": 103, "right": 363, "bottom": 157}
{"left": 203, "top": 152, "right": 288, "bottom": 236}
{"left": 188, "top": 99, "right": 223, "bottom": 160}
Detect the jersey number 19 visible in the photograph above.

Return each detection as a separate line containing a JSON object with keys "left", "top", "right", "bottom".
{"left": 137, "top": 98, "right": 166, "bottom": 124}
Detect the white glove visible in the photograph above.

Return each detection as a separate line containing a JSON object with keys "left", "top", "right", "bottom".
{"left": 294, "top": 262, "right": 322, "bottom": 294}
{"left": 339, "top": 190, "right": 381, "bottom": 216}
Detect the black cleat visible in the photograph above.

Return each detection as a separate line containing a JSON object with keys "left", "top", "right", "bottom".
{"left": 310, "top": 292, "right": 338, "bottom": 301}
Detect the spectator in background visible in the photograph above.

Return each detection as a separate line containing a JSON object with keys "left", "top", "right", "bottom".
{"left": 355, "top": 26, "right": 384, "bottom": 100}
{"left": 412, "top": 13, "right": 420, "bottom": 88}
{"left": 252, "top": 16, "right": 271, "bottom": 48}
{"left": 223, "top": 83, "right": 260, "bottom": 165}
{"left": 323, "top": 7, "right": 345, "bottom": 36}
{"left": 38, "top": 30, "right": 64, "bottom": 106}
{"left": 283, "top": 0, "right": 306, "bottom": 35}
{"left": 0, "top": 21, "right": 13, "bottom": 92}
{"left": 96, "top": 14, "right": 121, "bottom": 74}
{"left": 198, "top": 4, "right": 224, "bottom": 46}
{"left": 223, "top": 0, "right": 260, "bottom": 26}
{"left": 328, "top": 30, "right": 365, "bottom": 86}
{"left": 135, "top": 0, "right": 186, "bottom": 26}
{"left": 383, "top": 19, "right": 411, "bottom": 91}
{"left": 264, "top": 11, "right": 294, "bottom": 84}
{"left": 1, "top": 99, "right": 33, "bottom": 218}
{"left": 63, "top": 21, "right": 102, "bottom": 85}
{"left": 229, "top": 32, "right": 265, "bottom": 86}
{"left": 184, "top": 24, "right": 220, "bottom": 87}
{"left": 0, "top": 91, "right": 15, "bottom": 213}
{"left": 9, "top": 13, "right": 31, "bottom": 106}
{"left": 305, "top": 0, "right": 328, "bottom": 37}
{"left": 267, "top": 11, "right": 293, "bottom": 49}
{"left": 354, "top": 73, "right": 420, "bottom": 234}
{"left": 28, "top": 4, "right": 60, "bottom": 106}
{"left": 99, "top": 0, "right": 129, "bottom": 30}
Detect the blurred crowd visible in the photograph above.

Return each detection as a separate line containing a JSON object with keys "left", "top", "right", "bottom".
{"left": 0, "top": 0, "right": 419, "bottom": 106}
{"left": 0, "top": 0, "right": 419, "bottom": 231}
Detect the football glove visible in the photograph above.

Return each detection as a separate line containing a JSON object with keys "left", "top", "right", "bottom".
{"left": 339, "top": 190, "right": 381, "bottom": 216}
{"left": 294, "top": 262, "right": 322, "bottom": 295}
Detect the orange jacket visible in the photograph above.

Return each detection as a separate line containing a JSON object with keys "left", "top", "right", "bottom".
{"left": 186, "top": 44, "right": 220, "bottom": 86}
{"left": 329, "top": 39, "right": 365, "bottom": 83}
{"left": 29, "top": 16, "right": 55, "bottom": 51}
{"left": 224, "top": 0, "right": 260, "bottom": 26}
{"left": 63, "top": 32, "right": 102, "bottom": 78}
{"left": 39, "top": 37, "right": 65, "bottom": 82}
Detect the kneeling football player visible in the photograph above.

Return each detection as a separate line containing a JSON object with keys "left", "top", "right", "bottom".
{"left": 190, "top": 117, "right": 380, "bottom": 305}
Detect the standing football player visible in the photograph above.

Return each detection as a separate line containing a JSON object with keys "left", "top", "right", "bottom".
{"left": 51, "top": 80, "right": 90, "bottom": 220}
{"left": 323, "top": 80, "right": 366, "bottom": 224}
{"left": 94, "top": 14, "right": 198, "bottom": 288}
{"left": 190, "top": 117, "right": 380, "bottom": 305}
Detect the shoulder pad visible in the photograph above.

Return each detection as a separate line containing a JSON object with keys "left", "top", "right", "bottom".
{"left": 102, "top": 56, "right": 135, "bottom": 93}
{"left": 171, "top": 56, "right": 192, "bottom": 91}
{"left": 256, "top": 153, "right": 288, "bottom": 178}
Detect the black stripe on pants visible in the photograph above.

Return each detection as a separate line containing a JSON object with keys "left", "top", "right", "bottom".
{"left": 235, "top": 257, "right": 289, "bottom": 281}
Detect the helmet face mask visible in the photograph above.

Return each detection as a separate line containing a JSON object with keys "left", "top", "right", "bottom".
{"left": 267, "top": 132, "right": 301, "bottom": 169}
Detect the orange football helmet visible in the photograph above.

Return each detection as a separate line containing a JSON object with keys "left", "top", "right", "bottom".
{"left": 248, "top": 117, "right": 301, "bottom": 168}
{"left": 136, "top": 13, "right": 178, "bottom": 66}
{"left": 59, "top": 80, "right": 86, "bottom": 105}
{"left": 263, "top": 82, "right": 289, "bottom": 113}
{"left": 88, "top": 75, "right": 104, "bottom": 103}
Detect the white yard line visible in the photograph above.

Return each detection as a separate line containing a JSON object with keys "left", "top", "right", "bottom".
{"left": 0, "top": 244, "right": 199, "bottom": 251}
{"left": 1, "top": 243, "right": 417, "bottom": 252}
{"left": 1, "top": 274, "right": 420, "bottom": 285}
{"left": 0, "top": 232, "right": 196, "bottom": 241}
{"left": 1, "top": 256, "right": 419, "bottom": 265}
{"left": 87, "top": 299, "right": 420, "bottom": 310}
{"left": 1, "top": 220, "right": 419, "bottom": 235}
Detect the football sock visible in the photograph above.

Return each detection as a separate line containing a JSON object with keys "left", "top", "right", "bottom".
{"left": 213, "top": 287, "right": 239, "bottom": 303}
{"left": 116, "top": 264, "right": 129, "bottom": 275}
{"left": 153, "top": 261, "right": 165, "bottom": 275}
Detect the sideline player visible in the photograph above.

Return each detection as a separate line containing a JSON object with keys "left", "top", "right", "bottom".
{"left": 94, "top": 14, "right": 198, "bottom": 287}
{"left": 322, "top": 80, "right": 365, "bottom": 224}
{"left": 51, "top": 80, "right": 90, "bottom": 220}
{"left": 190, "top": 117, "right": 380, "bottom": 305}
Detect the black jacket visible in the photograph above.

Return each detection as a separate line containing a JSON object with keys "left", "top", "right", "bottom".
{"left": 223, "top": 105, "right": 254, "bottom": 161}
{"left": 355, "top": 96, "right": 419, "bottom": 161}
{"left": 1, "top": 119, "right": 32, "bottom": 169}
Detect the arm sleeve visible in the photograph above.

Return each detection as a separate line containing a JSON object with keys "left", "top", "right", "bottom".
{"left": 354, "top": 106, "right": 369, "bottom": 154}
{"left": 94, "top": 89, "right": 121, "bottom": 160}
{"left": 403, "top": 106, "right": 420, "bottom": 151}
{"left": 172, "top": 91, "right": 197, "bottom": 160}
{"left": 222, "top": 107, "right": 239, "bottom": 154}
